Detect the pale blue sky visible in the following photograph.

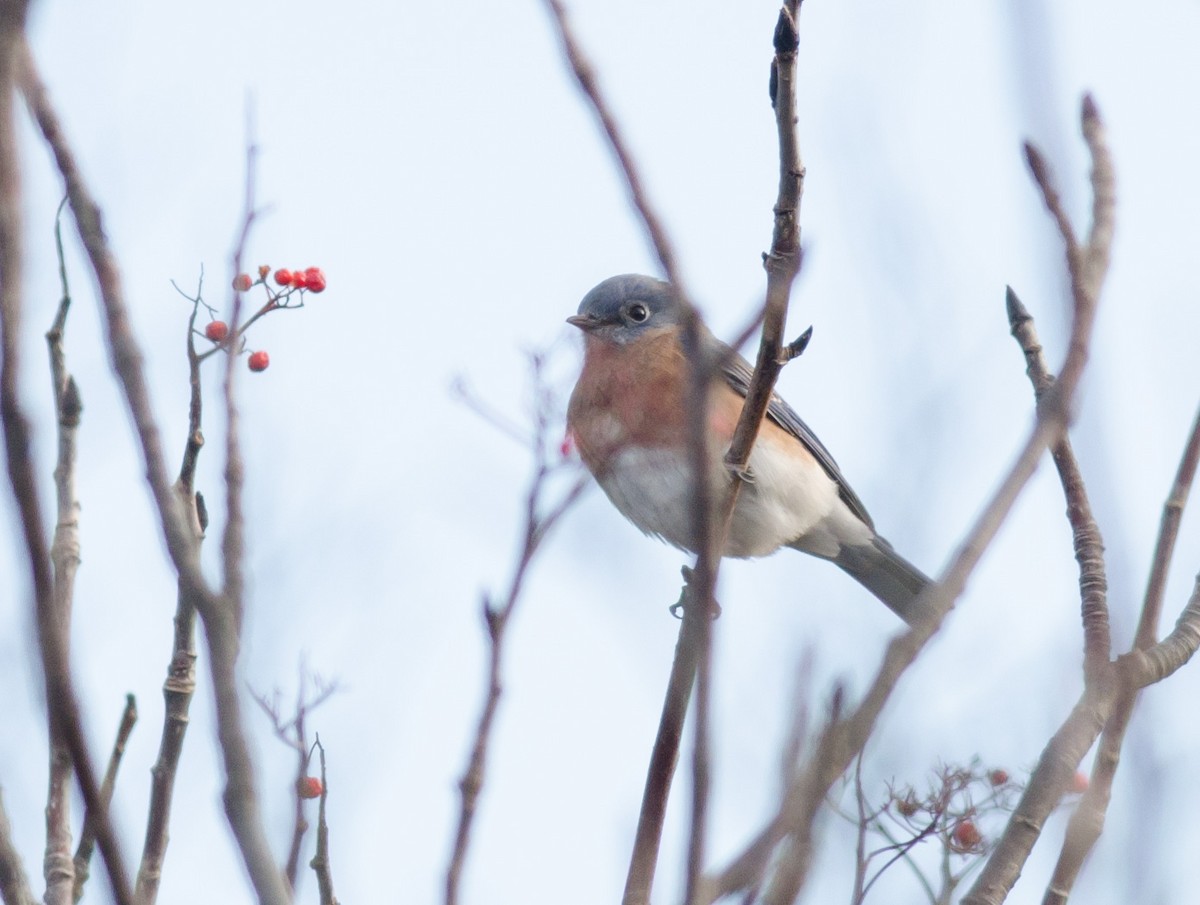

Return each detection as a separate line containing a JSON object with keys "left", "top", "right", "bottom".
{"left": 3, "top": 1, "right": 1199, "bottom": 903}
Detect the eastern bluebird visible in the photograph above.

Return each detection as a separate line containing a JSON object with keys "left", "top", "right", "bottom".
{"left": 566, "top": 274, "right": 931, "bottom": 626}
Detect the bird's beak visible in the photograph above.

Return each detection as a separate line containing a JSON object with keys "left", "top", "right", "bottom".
{"left": 566, "top": 313, "right": 599, "bottom": 331}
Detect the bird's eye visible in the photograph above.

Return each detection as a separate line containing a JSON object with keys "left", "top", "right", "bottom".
{"left": 627, "top": 303, "right": 649, "bottom": 323}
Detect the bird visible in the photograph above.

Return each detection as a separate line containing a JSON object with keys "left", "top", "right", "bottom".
{"left": 565, "top": 273, "right": 932, "bottom": 626}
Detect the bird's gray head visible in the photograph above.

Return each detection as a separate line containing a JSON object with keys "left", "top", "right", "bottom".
{"left": 566, "top": 274, "right": 681, "bottom": 344}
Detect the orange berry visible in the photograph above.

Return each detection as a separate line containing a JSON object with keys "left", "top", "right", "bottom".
{"left": 297, "top": 776, "right": 323, "bottom": 799}
{"left": 233, "top": 273, "right": 253, "bottom": 292}
{"left": 304, "top": 267, "right": 326, "bottom": 293}
{"left": 257, "top": 265, "right": 270, "bottom": 279}
{"left": 247, "top": 350, "right": 270, "bottom": 372}
{"left": 273, "top": 268, "right": 292, "bottom": 286}
{"left": 204, "top": 321, "right": 229, "bottom": 342}
{"left": 952, "top": 819, "right": 982, "bottom": 849}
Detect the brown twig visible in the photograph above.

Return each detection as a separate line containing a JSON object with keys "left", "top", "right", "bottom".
{"left": 19, "top": 48, "right": 289, "bottom": 905}
{"left": 1043, "top": 405, "right": 1200, "bottom": 903}
{"left": 44, "top": 196, "right": 81, "bottom": 905}
{"left": 959, "top": 95, "right": 1116, "bottom": 905}
{"left": 700, "top": 94, "right": 1115, "bottom": 905}
{"left": 444, "top": 357, "right": 588, "bottom": 905}
{"left": 3, "top": 30, "right": 135, "bottom": 905}
{"left": 135, "top": 270, "right": 209, "bottom": 905}
{"left": 309, "top": 737, "right": 338, "bottom": 905}
{"left": 682, "top": 9, "right": 808, "bottom": 902}
{"left": 250, "top": 665, "right": 339, "bottom": 891}
{"left": 1006, "top": 286, "right": 1110, "bottom": 674}
{"left": 536, "top": 6, "right": 713, "bottom": 903}
{"left": 222, "top": 137, "right": 258, "bottom": 629}
{"left": 73, "top": 695, "right": 137, "bottom": 903}
{"left": 541, "top": 4, "right": 810, "bottom": 902}
{"left": 0, "top": 789, "right": 35, "bottom": 905}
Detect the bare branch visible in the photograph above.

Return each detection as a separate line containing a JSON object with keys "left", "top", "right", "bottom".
{"left": 3, "top": 32, "right": 135, "bottom": 905}
{"left": 962, "top": 94, "right": 1117, "bottom": 905}
{"left": 1006, "top": 286, "right": 1109, "bottom": 674}
{"left": 19, "top": 47, "right": 289, "bottom": 905}
{"left": 704, "top": 94, "right": 1116, "bottom": 905}
{"left": 74, "top": 695, "right": 137, "bottom": 903}
{"left": 444, "top": 359, "right": 587, "bottom": 905}
{"left": 44, "top": 195, "right": 82, "bottom": 905}
{"left": 17, "top": 38, "right": 204, "bottom": 591}
{"left": 309, "top": 738, "right": 339, "bottom": 905}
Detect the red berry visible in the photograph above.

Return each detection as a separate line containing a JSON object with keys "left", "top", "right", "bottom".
{"left": 247, "top": 350, "right": 270, "bottom": 372}
{"left": 274, "top": 268, "right": 292, "bottom": 286}
{"left": 988, "top": 769, "right": 1009, "bottom": 787}
{"left": 291, "top": 270, "right": 308, "bottom": 289}
{"left": 297, "top": 776, "right": 323, "bottom": 799}
{"left": 233, "top": 273, "right": 253, "bottom": 292}
{"left": 257, "top": 264, "right": 270, "bottom": 279}
{"left": 559, "top": 430, "right": 575, "bottom": 459}
{"left": 204, "top": 321, "right": 229, "bottom": 342}
{"left": 952, "top": 819, "right": 982, "bottom": 850}
{"left": 305, "top": 267, "right": 326, "bottom": 293}
{"left": 1071, "top": 771, "right": 1089, "bottom": 793}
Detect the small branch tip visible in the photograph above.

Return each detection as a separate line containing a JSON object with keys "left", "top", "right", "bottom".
{"left": 773, "top": 7, "right": 799, "bottom": 54}
{"left": 1005, "top": 286, "right": 1030, "bottom": 326}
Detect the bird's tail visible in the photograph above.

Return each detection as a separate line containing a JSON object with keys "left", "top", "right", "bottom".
{"left": 833, "top": 538, "right": 932, "bottom": 626}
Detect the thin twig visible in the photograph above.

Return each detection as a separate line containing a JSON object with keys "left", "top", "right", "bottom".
{"left": 250, "top": 664, "right": 339, "bottom": 891}
{"left": 702, "top": 94, "right": 1116, "bottom": 905}
{"left": 44, "top": 195, "right": 82, "bottom": 905}
{"left": 1006, "top": 286, "right": 1110, "bottom": 676}
{"left": 962, "top": 94, "right": 1117, "bottom": 905}
{"left": 74, "top": 695, "right": 137, "bottom": 903}
{"left": 444, "top": 358, "right": 587, "bottom": 905}
{"left": 19, "top": 47, "right": 289, "bottom": 905}
{"left": 1043, "top": 408, "right": 1200, "bottom": 902}
{"left": 309, "top": 738, "right": 338, "bottom": 905}
{"left": 536, "top": 7, "right": 716, "bottom": 904}
{"left": 136, "top": 271, "right": 207, "bottom": 905}
{"left": 4, "top": 31, "right": 135, "bottom": 905}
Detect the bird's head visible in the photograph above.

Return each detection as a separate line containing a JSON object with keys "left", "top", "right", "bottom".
{"left": 566, "top": 274, "right": 681, "bottom": 344}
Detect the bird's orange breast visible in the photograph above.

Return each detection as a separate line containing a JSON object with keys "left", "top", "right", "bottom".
{"left": 567, "top": 329, "right": 691, "bottom": 471}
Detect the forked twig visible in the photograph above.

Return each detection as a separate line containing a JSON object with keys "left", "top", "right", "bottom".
{"left": 444, "top": 358, "right": 588, "bottom": 905}
{"left": 18, "top": 45, "right": 289, "bottom": 905}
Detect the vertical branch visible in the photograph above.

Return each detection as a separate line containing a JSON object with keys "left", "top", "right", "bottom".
{"left": 309, "top": 739, "right": 338, "bottom": 905}
{"left": 44, "top": 198, "right": 82, "bottom": 905}
{"left": 541, "top": 5, "right": 810, "bottom": 902}
{"left": 962, "top": 94, "right": 1117, "bottom": 905}
{"left": 284, "top": 675, "right": 311, "bottom": 891}
{"left": 221, "top": 139, "right": 258, "bottom": 628}
{"left": 1006, "top": 287, "right": 1109, "bottom": 675}
{"left": 19, "top": 47, "right": 288, "bottom": 905}
{"left": 2, "top": 26, "right": 135, "bottom": 905}
{"left": 536, "top": 6, "right": 711, "bottom": 904}
{"left": 1043, "top": 407, "right": 1200, "bottom": 904}
{"left": 193, "top": 140, "right": 291, "bottom": 905}
{"left": 136, "top": 278, "right": 206, "bottom": 905}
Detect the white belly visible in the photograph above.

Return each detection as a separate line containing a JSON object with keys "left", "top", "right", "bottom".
{"left": 595, "top": 436, "right": 852, "bottom": 558}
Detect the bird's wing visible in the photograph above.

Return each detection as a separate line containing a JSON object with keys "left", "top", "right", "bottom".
{"left": 719, "top": 347, "right": 875, "bottom": 530}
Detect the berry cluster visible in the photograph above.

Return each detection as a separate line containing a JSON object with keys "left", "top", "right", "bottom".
{"left": 272, "top": 267, "right": 327, "bottom": 293}
{"left": 196, "top": 263, "right": 328, "bottom": 373}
